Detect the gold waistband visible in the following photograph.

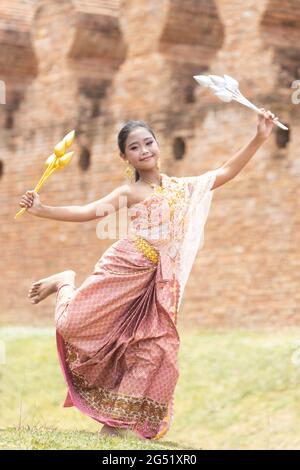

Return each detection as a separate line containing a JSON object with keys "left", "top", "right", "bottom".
{"left": 132, "top": 236, "right": 159, "bottom": 265}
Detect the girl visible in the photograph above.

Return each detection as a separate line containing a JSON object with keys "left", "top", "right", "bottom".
{"left": 19, "top": 108, "right": 277, "bottom": 440}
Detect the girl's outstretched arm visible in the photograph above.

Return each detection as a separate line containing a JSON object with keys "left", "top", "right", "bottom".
{"left": 19, "top": 185, "right": 131, "bottom": 222}
{"left": 210, "top": 108, "right": 278, "bottom": 190}
{"left": 81, "top": 184, "right": 131, "bottom": 221}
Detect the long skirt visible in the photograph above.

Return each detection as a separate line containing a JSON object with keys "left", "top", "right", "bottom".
{"left": 55, "top": 236, "right": 181, "bottom": 440}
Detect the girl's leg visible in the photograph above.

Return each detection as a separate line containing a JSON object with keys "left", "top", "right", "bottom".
{"left": 55, "top": 282, "right": 76, "bottom": 332}
{"left": 28, "top": 270, "right": 76, "bottom": 304}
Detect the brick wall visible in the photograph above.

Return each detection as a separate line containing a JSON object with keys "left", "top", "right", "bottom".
{"left": 0, "top": 0, "right": 299, "bottom": 328}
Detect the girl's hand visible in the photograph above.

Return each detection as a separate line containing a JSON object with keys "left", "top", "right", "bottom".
{"left": 19, "top": 190, "right": 42, "bottom": 216}
{"left": 256, "top": 108, "right": 279, "bottom": 141}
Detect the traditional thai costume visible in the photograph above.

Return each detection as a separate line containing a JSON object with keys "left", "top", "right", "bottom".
{"left": 55, "top": 170, "right": 216, "bottom": 439}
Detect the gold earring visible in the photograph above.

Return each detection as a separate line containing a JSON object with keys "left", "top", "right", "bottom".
{"left": 124, "top": 161, "right": 135, "bottom": 183}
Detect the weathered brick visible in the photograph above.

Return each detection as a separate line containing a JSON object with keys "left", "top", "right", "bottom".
{"left": 0, "top": 0, "right": 298, "bottom": 328}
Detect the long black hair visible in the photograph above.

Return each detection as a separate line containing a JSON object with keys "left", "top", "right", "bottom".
{"left": 118, "top": 120, "right": 158, "bottom": 182}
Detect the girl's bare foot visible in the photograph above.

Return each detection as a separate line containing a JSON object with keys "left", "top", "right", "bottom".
{"left": 28, "top": 270, "right": 76, "bottom": 304}
{"left": 99, "top": 424, "right": 126, "bottom": 438}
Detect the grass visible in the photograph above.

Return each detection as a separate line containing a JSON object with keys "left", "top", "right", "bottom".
{"left": 1, "top": 325, "right": 300, "bottom": 449}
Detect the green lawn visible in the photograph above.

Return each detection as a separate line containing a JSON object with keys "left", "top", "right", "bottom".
{"left": 1, "top": 326, "right": 300, "bottom": 449}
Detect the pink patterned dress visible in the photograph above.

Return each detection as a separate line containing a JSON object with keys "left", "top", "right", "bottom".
{"left": 55, "top": 170, "right": 217, "bottom": 440}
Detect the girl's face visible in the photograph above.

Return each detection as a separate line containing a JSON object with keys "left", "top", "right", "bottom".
{"left": 121, "top": 127, "right": 160, "bottom": 172}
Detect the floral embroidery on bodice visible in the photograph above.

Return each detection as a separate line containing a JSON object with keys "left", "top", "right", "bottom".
{"left": 125, "top": 170, "right": 216, "bottom": 294}
{"left": 127, "top": 173, "right": 189, "bottom": 253}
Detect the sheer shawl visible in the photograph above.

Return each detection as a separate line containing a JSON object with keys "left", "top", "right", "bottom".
{"left": 176, "top": 170, "right": 217, "bottom": 308}
{"left": 127, "top": 170, "right": 217, "bottom": 311}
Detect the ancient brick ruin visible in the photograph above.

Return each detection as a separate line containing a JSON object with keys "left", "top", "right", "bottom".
{"left": 0, "top": 0, "right": 299, "bottom": 327}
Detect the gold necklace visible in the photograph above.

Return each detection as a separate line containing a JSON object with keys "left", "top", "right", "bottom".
{"left": 139, "top": 173, "right": 162, "bottom": 189}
